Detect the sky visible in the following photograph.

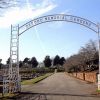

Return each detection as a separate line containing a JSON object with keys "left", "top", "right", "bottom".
{"left": 0, "top": 0, "right": 100, "bottom": 64}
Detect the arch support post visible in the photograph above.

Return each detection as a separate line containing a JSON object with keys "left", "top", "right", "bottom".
{"left": 97, "top": 23, "right": 100, "bottom": 90}
{"left": 3, "top": 25, "right": 21, "bottom": 95}
{"left": 9, "top": 24, "right": 21, "bottom": 93}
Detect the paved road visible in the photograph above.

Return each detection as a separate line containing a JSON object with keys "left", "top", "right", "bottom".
{"left": 17, "top": 73, "right": 100, "bottom": 100}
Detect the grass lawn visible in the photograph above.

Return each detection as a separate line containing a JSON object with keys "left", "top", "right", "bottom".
{"left": 21, "top": 73, "right": 53, "bottom": 85}
{"left": 96, "top": 89, "right": 100, "bottom": 94}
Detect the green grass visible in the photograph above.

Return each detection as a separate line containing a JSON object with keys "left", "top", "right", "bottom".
{"left": 96, "top": 89, "right": 100, "bottom": 93}
{"left": 0, "top": 93, "right": 18, "bottom": 100}
{"left": 21, "top": 73, "right": 53, "bottom": 85}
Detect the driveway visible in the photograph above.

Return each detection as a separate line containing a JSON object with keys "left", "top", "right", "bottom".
{"left": 13, "top": 73, "right": 99, "bottom": 100}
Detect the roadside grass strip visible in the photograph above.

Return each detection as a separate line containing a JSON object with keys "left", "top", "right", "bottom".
{"left": 21, "top": 73, "right": 53, "bottom": 85}
{"left": 96, "top": 89, "right": 100, "bottom": 94}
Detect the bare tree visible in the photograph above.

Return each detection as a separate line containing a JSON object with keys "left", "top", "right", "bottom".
{"left": 80, "top": 40, "right": 97, "bottom": 61}
{"left": 64, "top": 40, "right": 98, "bottom": 72}
{"left": 79, "top": 40, "right": 98, "bottom": 71}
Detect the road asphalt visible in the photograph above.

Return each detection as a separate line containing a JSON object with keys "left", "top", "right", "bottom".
{"left": 16, "top": 72, "right": 100, "bottom": 100}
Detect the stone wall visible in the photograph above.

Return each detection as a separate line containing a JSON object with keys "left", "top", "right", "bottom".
{"left": 73, "top": 73, "right": 77, "bottom": 77}
{"left": 85, "top": 72, "right": 97, "bottom": 83}
{"left": 77, "top": 72, "right": 85, "bottom": 80}
{"left": 69, "top": 72, "right": 97, "bottom": 83}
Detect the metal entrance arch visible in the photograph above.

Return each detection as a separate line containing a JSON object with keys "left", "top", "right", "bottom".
{"left": 3, "top": 14, "right": 100, "bottom": 94}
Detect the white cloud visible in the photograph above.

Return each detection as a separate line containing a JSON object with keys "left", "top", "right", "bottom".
{"left": 0, "top": 0, "right": 57, "bottom": 28}
{"left": 41, "top": 0, "right": 55, "bottom": 7}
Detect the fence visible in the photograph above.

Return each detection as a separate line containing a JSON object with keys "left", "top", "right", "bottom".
{"left": 69, "top": 72, "right": 98, "bottom": 83}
